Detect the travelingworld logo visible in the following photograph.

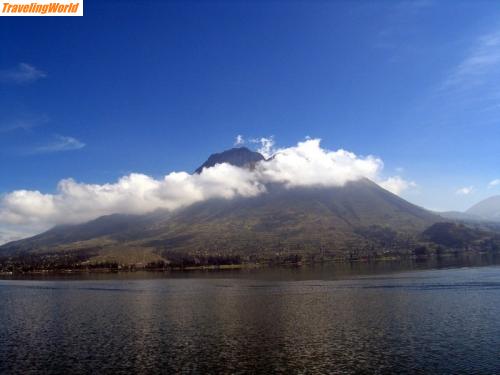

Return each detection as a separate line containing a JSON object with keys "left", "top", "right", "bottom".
{"left": 1, "top": 0, "right": 83, "bottom": 16}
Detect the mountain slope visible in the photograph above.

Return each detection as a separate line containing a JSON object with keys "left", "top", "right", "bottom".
{"left": 143, "top": 179, "right": 439, "bottom": 258}
{"left": 0, "top": 211, "right": 171, "bottom": 254}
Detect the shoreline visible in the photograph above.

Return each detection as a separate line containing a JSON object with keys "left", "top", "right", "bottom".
{"left": 1, "top": 251, "right": 497, "bottom": 276}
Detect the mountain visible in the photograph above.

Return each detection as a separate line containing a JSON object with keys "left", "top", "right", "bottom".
{"left": 423, "top": 222, "right": 486, "bottom": 248}
{"left": 422, "top": 221, "right": 500, "bottom": 251}
{"left": 141, "top": 178, "right": 439, "bottom": 256}
{"left": 466, "top": 195, "right": 500, "bottom": 221}
{"left": 0, "top": 185, "right": 440, "bottom": 265}
{"left": 194, "top": 147, "right": 265, "bottom": 173}
{"left": 0, "top": 147, "right": 466, "bottom": 269}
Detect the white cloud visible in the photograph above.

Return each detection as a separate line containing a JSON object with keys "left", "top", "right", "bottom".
{"left": 423, "top": 27, "right": 500, "bottom": 132}
{"left": 0, "top": 63, "right": 46, "bottom": 84}
{"left": 0, "top": 114, "right": 49, "bottom": 133}
{"left": 0, "top": 165, "right": 265, "bottom": 241}
{"left": 379, "top": 176, "right": 416, "bottom": 196}
{"left": 234, "top": 134, "right": 245, "bottom": 146}
{"left": 0, "top": 138, "right": 415, "bottom": 244}
{"left": 250, "top": 136, "right": 276, "bottom": 159}
{"left": 34, "top": 135, "right": 85, "bottom": 153}
{"left": 444, "top": 31, "right": 500, "bottom": 90}
{"left": 455, "top": 186, "right": 474, "bottom": 195}
{"left": 257, "top": 139, "right": 383, "bottom": 188}
{"left": 488, "top": 179, "right": 500, "bottom": 188}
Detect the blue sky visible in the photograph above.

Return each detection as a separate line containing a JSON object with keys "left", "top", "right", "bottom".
{"left": 1, "top": 0, "right": 500, "bottom": 213}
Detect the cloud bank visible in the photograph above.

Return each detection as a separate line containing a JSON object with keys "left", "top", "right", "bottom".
{"left": 0, "top": 138, "right": 413, "bottom": 244}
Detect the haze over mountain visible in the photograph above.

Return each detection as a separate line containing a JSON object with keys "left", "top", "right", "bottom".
{"left": 466, "top": 196, "right": 500, "bottom": 221}
{"left": 438, "top": 196, "right": 500, "bottom": 223}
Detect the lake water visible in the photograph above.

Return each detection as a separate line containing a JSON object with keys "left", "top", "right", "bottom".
{"left": 1, "top": 257, "right": 500, "bottom": 374}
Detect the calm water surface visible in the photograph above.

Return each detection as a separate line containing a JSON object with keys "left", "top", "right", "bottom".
{"left": 1, "top": 258, "right": 500, "bottom": 374}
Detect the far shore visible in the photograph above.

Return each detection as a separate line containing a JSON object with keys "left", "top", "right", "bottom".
{"left": 1, "top": 251, "right": 497, "bottom": 276}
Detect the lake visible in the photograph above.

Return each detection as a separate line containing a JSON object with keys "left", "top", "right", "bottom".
{"left": 1, "top": 257, "right": 500, "bottom": 374}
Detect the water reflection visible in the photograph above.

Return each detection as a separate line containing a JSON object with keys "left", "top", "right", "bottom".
{"left": 1, "top": 258, "right": 500, "bottom": 373}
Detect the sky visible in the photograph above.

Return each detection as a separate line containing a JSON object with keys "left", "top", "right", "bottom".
{"left": 1, "top": 0, "right": 500, "bottom": 242}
